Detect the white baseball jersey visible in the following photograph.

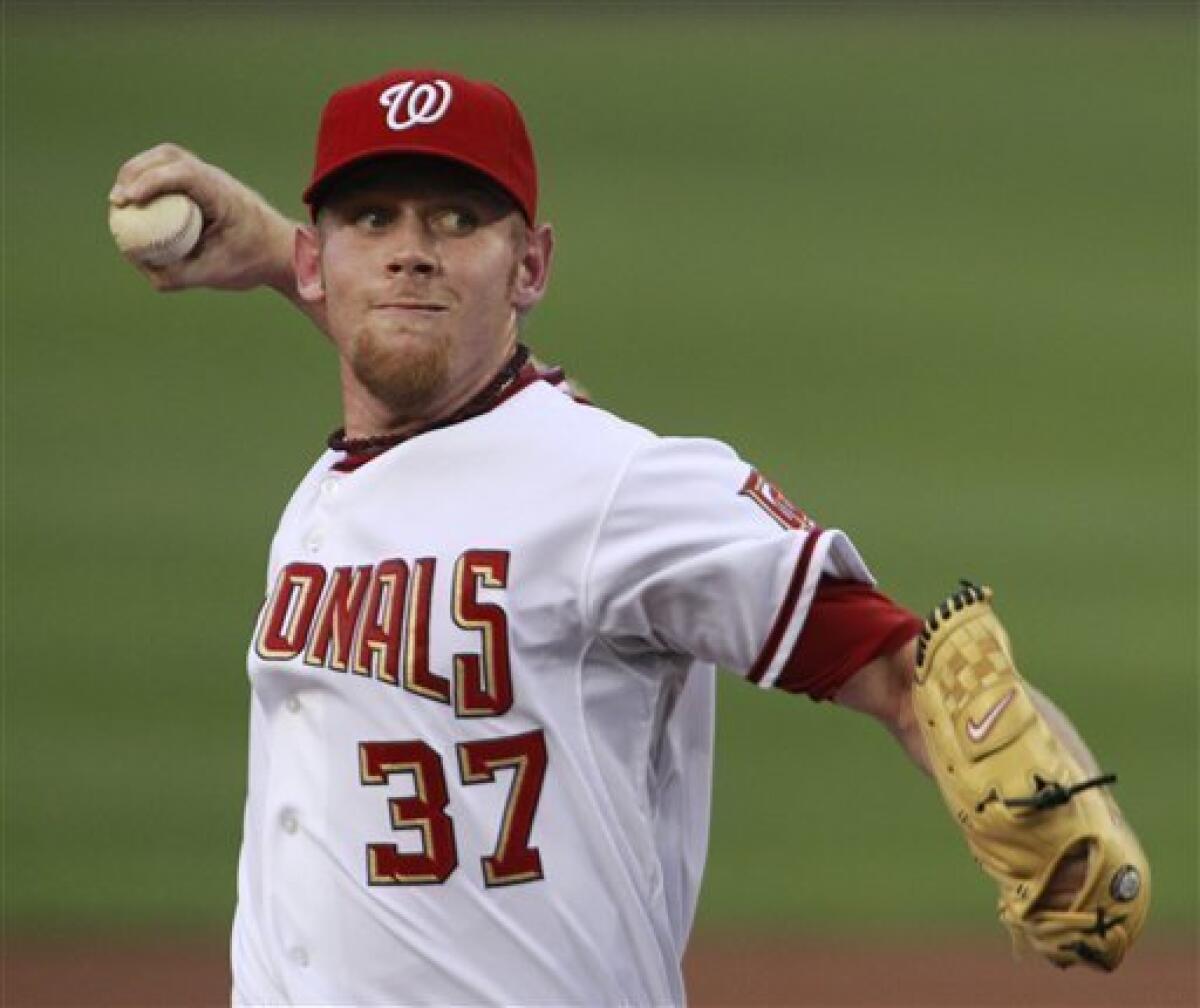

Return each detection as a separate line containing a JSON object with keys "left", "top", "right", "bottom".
{"left": 232, "top": 376, "right": 872, "bottom": 1007}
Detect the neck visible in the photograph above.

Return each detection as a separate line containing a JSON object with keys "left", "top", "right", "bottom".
{"left": 331, "top": 339, "right": 529, "bottom": 454}
{"left": 340, "top": 333, "right": 519, "bottom": 442}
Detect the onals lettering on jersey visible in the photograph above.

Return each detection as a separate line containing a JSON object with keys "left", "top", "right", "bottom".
{"left": 254, "top": 549, "right": 512, "bottom": 717}
{"left": 739, "top": 470, "right": 814, "bottom": 531}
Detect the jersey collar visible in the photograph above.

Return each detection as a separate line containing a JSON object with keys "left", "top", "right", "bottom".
{"left": 329, "top": 344, "right": 547, "bottom": 473}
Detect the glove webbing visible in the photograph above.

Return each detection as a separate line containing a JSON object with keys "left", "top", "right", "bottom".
{"left": 914, "top": 580, "right": 988, "bottom": 667}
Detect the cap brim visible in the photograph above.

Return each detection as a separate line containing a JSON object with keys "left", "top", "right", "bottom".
{"left": 303, "top": 143, "right": 529, "bottom": 222}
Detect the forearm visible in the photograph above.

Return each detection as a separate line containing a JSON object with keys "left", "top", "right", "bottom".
{"left": 834, "top": 639, "right": 932, "bottom": 777}
{"left": 220, "top": 203, "right": 332, "bottom": 337}
{"left": 888, "top": 676, "right": 933, "bottom": 778}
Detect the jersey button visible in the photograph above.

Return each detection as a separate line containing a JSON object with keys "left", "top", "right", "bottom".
{"left": 319, "top": 477, "right": 339, "bottom": 497}
{"left": 280, "top": 810, "right": 299, "bottom": 835}
{"left": 304, "top": 529, "right": 324, "bottom": 553}
{"left": 285, "top": 696, "right": 302, "bottom": 714}
{"left": 288, "top": 946, "right": 309, "bottom": 968}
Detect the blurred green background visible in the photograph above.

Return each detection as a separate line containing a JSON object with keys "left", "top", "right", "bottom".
{"left": 5, "top": 3, "right": 1195, "bottom": 944}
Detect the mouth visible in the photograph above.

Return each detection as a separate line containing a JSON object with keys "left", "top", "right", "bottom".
{"left": 372, "top": 300, "right": 449, "bottom": 314}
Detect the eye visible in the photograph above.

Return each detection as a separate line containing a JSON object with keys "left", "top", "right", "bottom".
{"left": 431, "top": 206, "right": 480, "bottom": 236}
{"left": 352, "top": 206, "right": 395, "bottom": 230}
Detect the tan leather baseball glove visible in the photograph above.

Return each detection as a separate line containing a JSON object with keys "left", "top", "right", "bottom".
{"left": 913, "top": 582, "right": 1149, "bottom": 970}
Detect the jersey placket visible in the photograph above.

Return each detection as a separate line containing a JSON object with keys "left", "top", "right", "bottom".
{"left": 262, "top": 467, "right": 347, "bottom": 993}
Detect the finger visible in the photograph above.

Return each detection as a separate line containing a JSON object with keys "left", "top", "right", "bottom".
{"left": 117, "top": 256, "right": 175, "bottom": 291}
{"left": 146, "top": 268, "right": 180, "bottom": 292}
{"left": 141, "top": 259, "right": 207, "bottom": 294}
{"left": 150, "top": 259, "right": 206, "bottom": 293}
{"left": 109, "top": 161, "right": 222, "bottom": 226}
{"left": 110, "top": 142, "right": 197, "bottom": 204}
{"left": 138, "top": 240, "right": 235, "bottom": 293}
{"left": 112, "top": 141, "right": 192, "bottom": 186}
{"left": 113, "top": 241, "right": 192, "bottom": 291}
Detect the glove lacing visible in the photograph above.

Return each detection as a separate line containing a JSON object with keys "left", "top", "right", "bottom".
{"left": 976, "top": 773, "right": 1118, "bottom": 814}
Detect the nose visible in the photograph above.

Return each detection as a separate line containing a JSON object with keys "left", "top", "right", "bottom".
{"left": 386, "top": 248, "right": 438, "bottom": 277}
{"left": 384, "top": 214, "right": 440, "bottom": 278}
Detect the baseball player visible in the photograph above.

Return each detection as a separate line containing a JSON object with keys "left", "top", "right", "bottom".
{"left": 110, "top": 69, "right": 1148, "bottom": 1006}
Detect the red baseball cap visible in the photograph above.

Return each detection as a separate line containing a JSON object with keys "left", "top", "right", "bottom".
{"left": 303, "top": 69, "right": 538, "bottom": 222}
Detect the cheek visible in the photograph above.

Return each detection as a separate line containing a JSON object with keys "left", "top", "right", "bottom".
{"left": 318, "top": 248, "right": 358, "bottom": 300}
{"left": 318, "top": 260, "right": 371, "bottom": 353}
{"left": 320, "top": 256, "right": 373, "bottom": 323}
{"left": 460, "top": 244, "right": 521, "bottom": 313}
{"left": 319, "top": 230, "right": 379, "bottom": 290}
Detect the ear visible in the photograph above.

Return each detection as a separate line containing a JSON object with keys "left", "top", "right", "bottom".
{"left": 512, "top": 223, "right": 554, "bottom": 314}
{"left": 294, "top": 225, "right": 325, "bottom": 304}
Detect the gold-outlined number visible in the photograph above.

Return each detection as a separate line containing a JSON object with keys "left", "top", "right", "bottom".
{"left": 457, "top": 730, "right": 548, "bottom": 887}
{"left": 358, "top": 740, "right": 458, "bottom": 885}
{"left": 358, "top": 731, "right": 548, "bottom": 888}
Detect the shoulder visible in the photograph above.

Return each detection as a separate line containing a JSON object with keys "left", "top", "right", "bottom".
{"left": 499, "top": 379, "right": 657, "bottom": 459}
{"left": 510, "top": 381, "right": 748, "bottom": 464}
{"left": 491, "top": 384, "right": 763, "bottom": 526}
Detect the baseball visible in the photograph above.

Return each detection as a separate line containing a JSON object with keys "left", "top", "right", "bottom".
{"left": 108, "top": 193, "right": 203, "bottom": 267}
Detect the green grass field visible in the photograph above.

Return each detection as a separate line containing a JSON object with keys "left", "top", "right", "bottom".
{"left": 5, "top": 4, "right": 1196, "bottom": 939}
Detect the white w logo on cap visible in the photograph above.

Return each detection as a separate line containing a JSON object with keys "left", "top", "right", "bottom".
{"left": 379, "top": 80, "right": 453, "bottom": 132}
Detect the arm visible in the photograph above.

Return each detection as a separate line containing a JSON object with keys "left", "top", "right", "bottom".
{"left": 109, "top": 144, "right": 327, "bottom": 332}
{"left": 833, "top": 638, "right": 931, "bottom": 776}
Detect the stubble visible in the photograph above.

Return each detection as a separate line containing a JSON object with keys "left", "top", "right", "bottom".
{"left": 350, "top": 323, "right": 452, "bottom": 423}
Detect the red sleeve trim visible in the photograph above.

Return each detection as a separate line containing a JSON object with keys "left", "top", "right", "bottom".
{"left": 746, "top": 530, "right": 822, "bottom": 685}
{"left": 774, "top": 578, "right": 922, "bottom": 701}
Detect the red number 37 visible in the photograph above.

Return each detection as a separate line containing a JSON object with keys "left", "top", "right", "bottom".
{"left": 358, "top": 730, "right": 548, "bottom": 888}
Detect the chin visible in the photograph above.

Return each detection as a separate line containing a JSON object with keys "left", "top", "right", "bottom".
{"left": 352, "top": 328, "right": 452, "bottom": 420}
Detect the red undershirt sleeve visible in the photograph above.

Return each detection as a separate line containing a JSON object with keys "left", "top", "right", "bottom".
{"left": 774, "top": 577, "right": 923, "bottom": 702}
